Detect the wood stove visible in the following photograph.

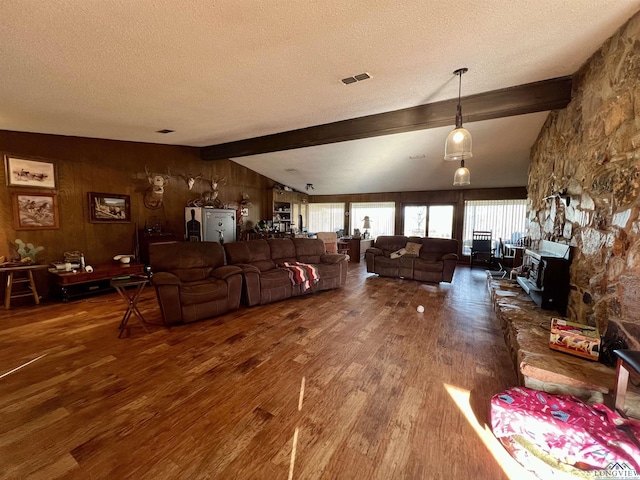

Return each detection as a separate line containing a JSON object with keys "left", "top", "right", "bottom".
{"left": 517, "top": 240, "right": 571, "bottom": 316}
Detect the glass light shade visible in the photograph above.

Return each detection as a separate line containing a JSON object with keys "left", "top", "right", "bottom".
{"left": 444, "top": 127, "right": 472, "bottom": 161}
{"left": 362, "top": 216, "right": 371, "bottom": 229}
{"left": 453, "top": 166, "right": 470, "bottom": 186}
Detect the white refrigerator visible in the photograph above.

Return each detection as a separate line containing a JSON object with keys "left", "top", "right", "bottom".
{"left": 185, "top": 208, "right": 236, "bottom": 244}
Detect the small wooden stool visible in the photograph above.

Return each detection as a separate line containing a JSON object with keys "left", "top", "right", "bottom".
{"left": 4, "top": 267, "right": 41, "bottom": 309}
{"left": 613, "top": 349, "right": 640, "bottom": 417}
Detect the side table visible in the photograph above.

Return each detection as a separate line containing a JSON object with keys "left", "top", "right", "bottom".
{"left": 110, "top": 276, "right": 150, "bottom": 338}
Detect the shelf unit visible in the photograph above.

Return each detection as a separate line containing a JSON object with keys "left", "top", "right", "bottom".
{"left": 266, "top": 187, "right": 310, "bottom": 234}
{"left": 273, "top": 201, "right": 292, "bottom": 232}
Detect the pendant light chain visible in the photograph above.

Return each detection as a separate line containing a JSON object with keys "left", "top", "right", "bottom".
{"left": 456, "top": 72, "right": 462, "bottom": 128}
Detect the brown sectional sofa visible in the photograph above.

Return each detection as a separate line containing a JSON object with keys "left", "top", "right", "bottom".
{"left": 223, "top": 237, "right": 348, "bottom": 306}
{"left": 149, "top": 238, "right": 348, "bottom": 325}
{"left": 365, "top": 235, "right": 458, "bottom": 283}
{"left": 149, "top": 241, "right": 243, "bottom": 325}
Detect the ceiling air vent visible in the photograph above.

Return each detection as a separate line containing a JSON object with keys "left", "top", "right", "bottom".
{"left": 156, "top": 129, "right": 174, "bottom": 134}
{"left": 341, "top": 72, "right": 371, "bottom": 85}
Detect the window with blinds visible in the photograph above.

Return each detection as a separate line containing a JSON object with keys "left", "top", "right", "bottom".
{"left": 308, "top": 203, "right": 345, "bottom": 233}
{"left": 462, "top": 199, "right": 527, "bottom": 255}
{"left": 350, "top": 202, "right": 395, "bottom": 239}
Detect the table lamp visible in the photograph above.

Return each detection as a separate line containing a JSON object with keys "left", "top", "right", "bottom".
{"left": 362, "top": 216, "right": 371, "bottom": 239}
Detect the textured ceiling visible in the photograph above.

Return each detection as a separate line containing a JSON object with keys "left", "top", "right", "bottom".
{"left": 1, "top": 1, "right": 639, "bottom": 194}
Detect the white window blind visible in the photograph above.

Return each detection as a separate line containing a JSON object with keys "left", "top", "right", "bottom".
{"left": 308, "top": 203, "right": 345, "bottom": 233}
{"left": 350, "top": 202, "right": 395, "bottom": 239}
{"left": 462, "top": 199, "right": 527, "bottom": 255}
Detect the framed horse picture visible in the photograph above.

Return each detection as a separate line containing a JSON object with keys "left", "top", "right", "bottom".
{"left": 5, "top": 154, "right": 56, "bottom": 189}
{"left": 12, "top": 192, "right": 60, "bottom": 230}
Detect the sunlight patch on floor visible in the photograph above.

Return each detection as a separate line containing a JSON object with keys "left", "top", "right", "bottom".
{"left": 444, "top": 383, "right": 537, "bottom": 480}
{"left": 289, "top": 376, "right": 306, "bottom": 480}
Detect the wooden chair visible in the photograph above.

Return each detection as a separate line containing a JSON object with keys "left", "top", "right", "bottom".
{"left": 337, "top": 239, "right": 351, "bottom": 257}
{"left": 316, "top": 232, "right": 338, "bottom": 254}
{"left": 495, "top": 238, "right": 517, "bottom": 277}
{"left": 470, "top": 230, "right": 494, "bottom": 268}
{"left": 317, "top": 232, "right": 350, "bottom": 260}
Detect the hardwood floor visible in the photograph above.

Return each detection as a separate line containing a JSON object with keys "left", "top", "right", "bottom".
{"left": 0, "top": 264, "right": 527, "bottom": 479}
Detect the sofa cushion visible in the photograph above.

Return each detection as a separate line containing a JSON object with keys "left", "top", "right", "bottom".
{"left": 374, "top": 255, "right": 402, "bottom": 277}
{"left": 150, "top": 241, "right": 225, "bottom": 272}
{"left": 293, "top": 238, "right": 325, "bottom": 264}
{"left": 405, "top": 241, "right": 422, "bottom": 256}
{"left": 414, "top": 258, "right": 444, "bottom": 272}
{"left": 178, "top": 278, "right": 230, "bottom": 306}
{"left": 260, "top": 268, "right": 292, "bottom": 288}
{"left": 224, "top": 239, "right": 275, "bottom": 272}
{"left": 419, "top": 238, "right": 458, "bottom": 255}
{"left": 171, "top": 267, "right": 214, "bottom": 283}
{"left": 374, "top": 235, "right": 409, "bottom": 257}
{"left": 420, "top": 253, "right": 441, "bottom": 262}
{"left": 268, "top": 238, "right": 297, "bottom": 264}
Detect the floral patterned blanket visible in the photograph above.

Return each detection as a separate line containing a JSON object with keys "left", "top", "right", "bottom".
{"left": 491, "top": 387, "right": 640, "bottom": 476}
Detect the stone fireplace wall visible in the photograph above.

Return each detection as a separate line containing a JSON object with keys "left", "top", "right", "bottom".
{"left": 527, "top": 12, "right": 640, "bottom": 349}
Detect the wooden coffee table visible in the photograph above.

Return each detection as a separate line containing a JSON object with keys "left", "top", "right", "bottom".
{"left": 49, "top": 262, "right": 145, "bottom": 301}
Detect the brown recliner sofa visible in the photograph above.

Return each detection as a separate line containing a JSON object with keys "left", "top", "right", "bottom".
{"left": 223, "top": 237, "right": 348, "bottom": 306}
{"left": 149, "top": 241, "right": 243, "bottom": 325}
{"left": 365, "top": 235, "right": 458, "bottom": 283}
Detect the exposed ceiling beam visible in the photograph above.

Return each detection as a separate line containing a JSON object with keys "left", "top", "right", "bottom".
{"left": 201, "top": 76, "right": 572, "bottom": 161}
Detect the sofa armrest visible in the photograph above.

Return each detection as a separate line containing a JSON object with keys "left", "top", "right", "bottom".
{"left": 151, "top": 271, "right": 181, "bottom": 286}
{"left": 150, "top": 276, "right": 182, "bottom": 325}
{"left": 320, "top": 253, "right": 347, "bottom": 264}
{"left": 441, "top": 253, "right": 458, "bottom": 283}
{"left": 211, "top": 265, "right": 243, "bottom": 280}
{"left": 366, "top": 247, "right": 383, "bottom": 256}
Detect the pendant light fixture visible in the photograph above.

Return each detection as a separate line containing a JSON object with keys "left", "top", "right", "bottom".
{"left": 453, "top": 158, "right": 470, "bottom": 186}
{"left": 444, "top": 68, "right": 472, "bottom": 161}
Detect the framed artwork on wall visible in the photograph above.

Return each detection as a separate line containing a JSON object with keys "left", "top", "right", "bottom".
{"left": 88, "top": 192, "right": 131, "bottom": 223}
{"left": 12, "top": 192, "right": 60, "bottom": 230}
{"left": 4, "top": 154, "right": 56, "bottom": 189}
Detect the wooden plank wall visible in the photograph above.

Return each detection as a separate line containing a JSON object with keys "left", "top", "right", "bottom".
{"left": 0, "top": 130, "right": 273, "bottom": 265}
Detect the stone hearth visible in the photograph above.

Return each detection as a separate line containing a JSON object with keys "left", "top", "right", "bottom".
{"left": 487, "top": 272, "right": 639, "bottom": 419}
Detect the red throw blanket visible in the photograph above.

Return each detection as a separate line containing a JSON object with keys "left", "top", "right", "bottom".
{"left": 279, "top": 262, "right": 319, "bottom": 291}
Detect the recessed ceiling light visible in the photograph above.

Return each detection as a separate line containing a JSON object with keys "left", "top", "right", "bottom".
{"left": 156, "top": 129, "right": 174, "bottom": 134}
{"left": 341, "top": 72, "right": 371, "bottom": 85}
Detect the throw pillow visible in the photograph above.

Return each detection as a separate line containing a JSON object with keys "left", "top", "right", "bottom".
{"left": 390, "top": 248, "right": 407, "bottom": 259}
{"left": 405, "top": 242, "right": 422, "bottom": 256}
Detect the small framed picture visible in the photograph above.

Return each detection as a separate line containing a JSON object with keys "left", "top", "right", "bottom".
{"left": 12, "top": 192, "right": 60, "bottom": 230}
{"left": 5, "top": 154, "right": 56, "bottom": 189}
{"left": 88, "top": 192, "right": 131, "bottom": 223}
